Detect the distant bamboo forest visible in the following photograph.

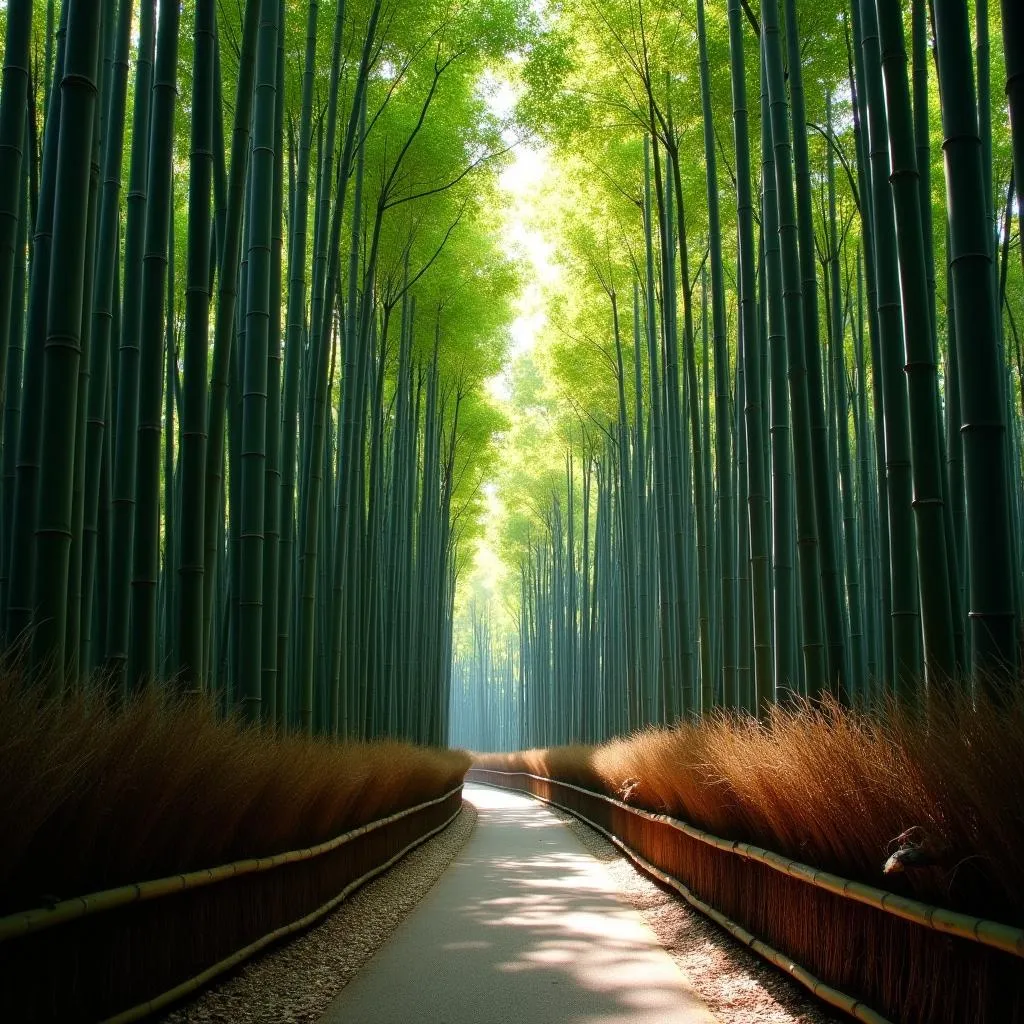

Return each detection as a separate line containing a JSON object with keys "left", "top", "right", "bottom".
{"left": 0, "top": 0, "right": 1020, "bottom": 753}
{"left": 0, "top": 0, "right": 529, "bottom": 744}
{"left": 448, "top": 0, "right": 1024, "bottom": 750}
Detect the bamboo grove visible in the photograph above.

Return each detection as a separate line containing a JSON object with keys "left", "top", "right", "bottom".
{"left": 451, "top": 0, "right": 1024, "bottom": 750}
{"left": 0, "top": 0, "right": 531, "bottom": 743}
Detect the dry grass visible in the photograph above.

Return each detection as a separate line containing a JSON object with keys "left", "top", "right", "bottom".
{"left": 478, "top": 769, "right": 1023, "bottom": 1024}
{"left": 0, "top": 675, "right": 469, "bottom": 916}
{"left": 474, "top": 691, "right": 1024, "bottom": 926}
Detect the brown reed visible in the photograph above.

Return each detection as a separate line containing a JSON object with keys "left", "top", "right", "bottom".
{"left": 473, "top": 690, "right": 1024, "bottom": 927}
{"left": 0, "top": 673, "right": 469, "bottom": 916}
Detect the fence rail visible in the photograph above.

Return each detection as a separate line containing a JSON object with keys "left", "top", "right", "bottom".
{"left": 0, "top": 785, "right": 464, "bottom": 1023}
{"left": 468, "top": 768, "right": 1024, "bottom": 1024}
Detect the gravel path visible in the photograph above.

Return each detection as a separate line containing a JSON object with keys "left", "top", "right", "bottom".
{"left": 545, "top": 803, "right": 843, "bottom": 1024}
{"left": 159, "top": 801, "right": 477, "bottom": 1024}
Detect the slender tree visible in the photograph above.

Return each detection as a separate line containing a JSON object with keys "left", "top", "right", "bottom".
{"left": 30, "top": 0, "right": 104, "bottom": 684}
{"left": 933, "top": 0, "right": 1018, "bottom": 681}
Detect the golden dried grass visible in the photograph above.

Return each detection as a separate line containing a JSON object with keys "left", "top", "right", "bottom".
{"left": 473, "top": 690, "right": 1024, "bottom": 925}
{"left": 0, "top": 674, "right": 469, "bottom": 916}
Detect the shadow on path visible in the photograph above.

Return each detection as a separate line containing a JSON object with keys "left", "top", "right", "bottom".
{"left": 319, "top": 784, "right": 717, "bottom": 1024}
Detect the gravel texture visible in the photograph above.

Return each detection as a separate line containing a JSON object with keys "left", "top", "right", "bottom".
{"left": 160, "top": 801, "right": 477, "bottom": 1024}
{"left": 546, "top": 805, "right": 844, "bottom": 1024}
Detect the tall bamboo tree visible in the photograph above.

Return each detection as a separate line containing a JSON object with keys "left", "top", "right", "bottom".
{"left": 933, "top": 0, "right": 1018, "bottom": 680}
{"left": 30, "top": 0, "right": 104, "bottom": 684}
{"left": 0, "top": 0, "right": 32, "bottom": 408}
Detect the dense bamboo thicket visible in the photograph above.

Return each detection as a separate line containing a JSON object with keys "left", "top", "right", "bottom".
{"left": 448, "top": 602, "right": 521, "bottom": 750}
{"left": 3, "top": 3, "right": 1024, "bottom": 1003}
{"left": 0, "top": 0, "right": 530, "bottom": 744}
{"left": 451, "top": 0, "right": 1024, "bottom": 747}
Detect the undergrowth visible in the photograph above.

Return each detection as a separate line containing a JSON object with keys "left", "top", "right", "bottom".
{"left": 473, "top": 691, "right": 1024, "bottom": 927}
{"left": 0, "top": 675, "right": 469, "bottom": 916}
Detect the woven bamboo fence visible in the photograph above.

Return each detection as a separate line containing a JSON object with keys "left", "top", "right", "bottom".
{"left": 0, "top": 785, "right": 464, "bottom": 1022}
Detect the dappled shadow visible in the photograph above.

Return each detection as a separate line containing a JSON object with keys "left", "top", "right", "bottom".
{"left": 321, "top": 784, "right": 712, "bottom": 1024}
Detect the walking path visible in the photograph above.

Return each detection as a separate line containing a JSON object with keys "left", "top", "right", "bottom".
{"left": 321, "top": 784, "right": 718, "bottom": 1024}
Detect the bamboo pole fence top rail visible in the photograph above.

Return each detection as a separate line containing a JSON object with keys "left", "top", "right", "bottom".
{"left": 1, "top": 785, "right": 466, "bottom": 1023}
{"left": 0, "top": 785, "right": 463, "bottom": 944}
{"left": 98, "top": 798, "right": 464, "bottom": 1024}
{"left": 467, "top": 768, "right": 1024, "bottom": 959}
{"left": 604, "top": 815, "right": 892, "bottom": 1024}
